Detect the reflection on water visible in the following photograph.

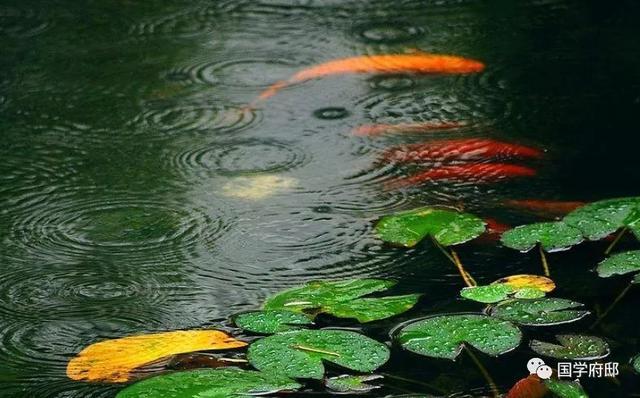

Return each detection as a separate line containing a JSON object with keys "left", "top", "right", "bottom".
{"left": 2, "top": 0, "right": 640, "bottom": 396}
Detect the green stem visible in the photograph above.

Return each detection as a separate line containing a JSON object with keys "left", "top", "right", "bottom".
{"left": 539, "top": 245, "right": 551, "bottom": 277}
{"left": 430, "top": 236, "right": 476, "bottom": 287}
{"left": 465, "top": 347, "right": 499, "bottom": 398}
{"left": 590, "top": 282, "right": 633, "bottom": 330}
{"left": 605, "top": 227, "right": 627, "bottom": 255}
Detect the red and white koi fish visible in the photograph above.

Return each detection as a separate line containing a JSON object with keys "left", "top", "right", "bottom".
{"left": 385, "top": 163, "right": 537, "bottom": 189}
{"left": 382, "top": 138, "right": 543, "bottom": 163}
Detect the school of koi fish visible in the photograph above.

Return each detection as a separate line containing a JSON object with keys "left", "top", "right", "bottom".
{"left": 253, "top": 52, "right": 580, "bottom": 227}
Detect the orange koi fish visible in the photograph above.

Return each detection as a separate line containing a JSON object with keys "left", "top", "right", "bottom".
{"left": 505, "top": 374, "right": 548, "bottom": 398}
{"left": 504, "top": 199, "right": 586, "bottom": 217}
{"left": 475, "top": 218, "right": 511, "bottom": 243}
{"left": 352, "top": 121, "right": 466, "bottom": 136}
{"left": 385, "top": 163, "right": 536, "bottom": 189}
{"left": 255, "top": 53, "right": 485, "bottom": 102}
{"left": 383, "top": 138, "right": 543, "bottom": 163}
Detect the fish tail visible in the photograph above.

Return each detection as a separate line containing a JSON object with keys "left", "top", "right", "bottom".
{"left": 257, "top": 80, "right": 289, "bottom": 101}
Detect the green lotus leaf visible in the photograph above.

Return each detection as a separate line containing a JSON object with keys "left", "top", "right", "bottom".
{"left": 530, "top": 334, "right": 610, "bottom": 360}
{"left": 375, "top": 207, "right": 486, "bottom": 248}
{"left": 116, "top": 368, "right": 301, "bottom": 398}
{"left": 597, "top": 250, "right": 640, "bottom": 282}
{"left": 545, "top": 378, "right": 589, "bottom": 398}
{"left": 460, "top": 283, "right": 546, "bottom": 304}
{"left": 263, "top": 279, "right": 420, "bottom": 323}
{"left": 514, "top": 287, "right": 547, "bottom": 299}
{"left": 489, "top": 298, "right": 589, "bottom": 326}
{"left": 247, "top": 329, "right": 390, "bottom": 379}
{"left": 325, "top": 374, "right": 383, "bottom": 393}
{"left": 632, "top": 354, "right": 640, "bottom": 373}
{"left": 395, "top": 314, "right": 522, "bottom": 360}
{"left": 233, "top": 310, "right": 313, "bottom": 334}
{"left": 500, "top": 221, "right": 584, "bottom": 252}
{"left": 564, "top": 197, "right": 640, "bottom": 241}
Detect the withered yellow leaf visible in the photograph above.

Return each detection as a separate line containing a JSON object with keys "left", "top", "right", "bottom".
{"left": 493, "top": 274, "right": 556, "bottom": 293}
{"left": 67, "top": 330, "right": 247, "bottom": 383}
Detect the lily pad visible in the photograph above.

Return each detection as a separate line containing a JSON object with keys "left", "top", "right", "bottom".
{"left": 597, "top": 250, "right": 640, "bottom": 283}
{"left": 233, "top": 310, "right": 313, "bottom": 334}
{"left": 489, "top": 298, "right": 589, "bottom": 326}
{"left": 544, "top": 379, "right": 589, "bottom": 398}
{"left": 530, "top": 335, "right": 610, "bottom": 360}
{"left": 247, "top": 329, "right": 390, "bottom": 379}
{"left": 66, "top": 330, "right": 247, "bottom": 383}
{"left": 461, "top": 275, "right": 553, "bottom": 304}
{"left": 500, "top": 222, "right": 584, "bottom": 252}
{"left": 263, "top": 279, "right": 420, "bottom": 323}
{"left": 325, "top": 374, "right": 383, "bottom": 393}
{"left": 395, "top": 314, "right": 522, "bottom": 360}
{"left": 116, "top": 368, "right": 301, "bottom": 398}
{"left": 375, "top": 207, "right": 486, "bottom": 248}
{"left": 564, "top": 197, "right": 640, "bottom": 241}
{"left": 494, "top": 274, "right": 556, "bottom": 293}
{"left": 461, "top": 284, "right": 516, "bottom": 304}
{"left": 632, "top": 355, "right": 640, "bottom": 374}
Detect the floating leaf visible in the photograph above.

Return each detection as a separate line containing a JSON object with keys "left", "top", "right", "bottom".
{"left": 116, "top": 368, "right": 301, "bottom": 398}
{"left": 67, "top": 330, "right": 247, "bottom": 383}
{"left": 263, "top": 279, "right": 420, "bottom": 323}
{"left": 233, "top": 310, "right": 313, "bottom": 334}
{"left": 461, "top": 275, "right": 553, "bottom": 304}
{"left": 395, "top": 314, "right": 522, "bottom": 360}
{"left": 632, "top": 355, "right": 640, "bottom": 374}
{"left": 325, "top": 374, "right": 383, "bottom": 393}
{"left": 489, "top": 298, "right": 589, "bottom": 326}
{"left": 494, "top": 274, "right": 556, "bottom": 293}
{"left": 530, "top": 335, "right": 610, "bottom": 360}
{"left": 375, "top": 207, "right": 486, "bottom": 248}
{"left": 564, "top": 197, "right": 640, "bottom": 241}
{"left": 247, "top": 329, "right": 390, "bottom": 379}
{"left": 506, "top": 374, "right": 548, "bottom": 398}
{"left": 544, "top": 379, "right": 589, "bottom": 398}
{"left": 597, "top": 250, "right": 640, "bottom": 282}
{"left": 501, "top": 222, "right": 584, "bottom": 252}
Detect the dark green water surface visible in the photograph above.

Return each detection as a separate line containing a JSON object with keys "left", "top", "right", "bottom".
{"left": 1, "top": 0, "right": 640, "bottom": 397}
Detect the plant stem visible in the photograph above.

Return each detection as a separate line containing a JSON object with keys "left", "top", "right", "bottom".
{"left": 465, "top": 347, "right": 499, "bottom": 398}
{"left": 590, "top": 282, "right": 634, "bottom": 330}
{"left": 430, "top": 236, "right": 477, "bottom": 287}
{"left": 605, "top": 227, "right": 627, "bottom": 255}
{"left": 539, "top": 245, "right": 551, "bottom": 277}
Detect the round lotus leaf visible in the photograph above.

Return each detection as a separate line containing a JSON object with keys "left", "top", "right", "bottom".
{"left": 233, "top": 310, "right": 313, "bottom": 334}
{"left": 513, "top": 287, "right": 547, "bottom": 299}
{"left": 247, "top": 329, "right": 390, "bottom": 379}
{"left": 489, "top": 298, "right": 589, "bottom": 326}
{"left": 544, "top": 378, "right": 589, "bottom": 398}
{"left": 500, "top": 221, "right": 584, "bottom": 253}
{"left": 263, "top": 279, "right": 420, "bottom": 323}
{"left": 325, "top": 374, "right": 383, "bottom": 393}
{"left": 375, "top": 207, "right": 486, "bottom": 248}
{"left": 460, "top": 284, "right": 515, "bottom": 304}
{"left": 395, "top": 314, "right": 522, "bottom": 360}
{"left": 493, "top": 274, "right": 556, "bottom": 293}
{"left": 530, "top": 335, "right": 610, "bottom": 360}
{"left": 564, "top": 197, "right": 640, "bottom": 241}
{"left": 632, "top": 355, "right": 640, "bottom": 374}
{"left": 116, "top": 368, "right": 301, "bottom": 398}
{"left": 597, "top": 250, "right": 640, "bottom": 281}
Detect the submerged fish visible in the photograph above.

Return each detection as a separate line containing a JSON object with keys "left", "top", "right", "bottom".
{"left": 476, "top": 218, "right": 512, "bottom": 243}
{"left": 385, "top": 163, "right": 536, "bottom": 189}
{"left": 352, "top": 121, "right": 466, "bottom": 136}
{"left": 255, "top": 53, "right": 485, "bottom": 102}
{"left": 383, "top": 138, "right": 543, "bottom": 163}
{"left": 504, "top": 199, "right": 585, "bottom": 216}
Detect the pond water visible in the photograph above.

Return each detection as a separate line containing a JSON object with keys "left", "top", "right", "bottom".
{"left": 1, "top": 0, "right": 640, "bottom": 397}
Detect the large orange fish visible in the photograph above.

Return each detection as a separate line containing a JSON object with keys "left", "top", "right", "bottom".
{"left": 383, "top": 138, "right": 543, "bottom": 163}
{"left": 352, "top": 121, "right": 466, "bottom": 136}
{"left": 254, "top": 53, "right": 485, "bottom": 102}
{"left": 385, "top": 163, "right": 536, "bottom": 189}
{"left": 504, "top": 199, "right": 585, "bottom": 217}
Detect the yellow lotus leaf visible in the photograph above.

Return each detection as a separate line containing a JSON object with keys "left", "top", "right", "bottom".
{"left": 67, "top": 330, "right": 247, "bottom": 383}
{"left": 493, "top": 274, "right": 556, "bottom": 293}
